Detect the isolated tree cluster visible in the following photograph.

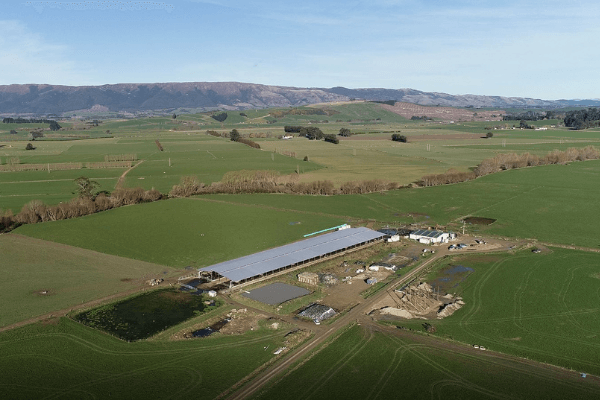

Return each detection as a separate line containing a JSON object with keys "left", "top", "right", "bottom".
{"left": 301, "top": 127, "right": 324, "bottom": 140}
{"left": 324, "top": 134, "right": 339, "bottom": 144}
{"left": 564, "top": 107, "right": 600, "bottom": 130}
{"left": 284, "top": 126, "right": 303, "bottom": 133}
{"left": 519, "top": 120, "right": 535, "bottom": 129}
{"left": 211, "top": 112, "right": 228, "bottom": 122}
{"left": 391, "top": 133, "right": 407, "bottom": 142}
{"left": 338, "top": 128, "right": 352, "bottom": 137}
{"left": 503, "top": 110, "right": 549, "bottom": 121}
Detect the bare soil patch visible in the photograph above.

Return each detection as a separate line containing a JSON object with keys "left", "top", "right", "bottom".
{"left": 41, "top": 317, "right": 60, "bottom": 326}
{"left": 219, "top": 309, "right": 266, "bottom": 335}
{"left": 379, "top": 102, "right": 505, "bottom": 121}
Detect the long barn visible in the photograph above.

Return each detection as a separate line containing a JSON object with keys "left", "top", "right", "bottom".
{"left": 198, "top": 227, "right": 385, "bottom": 287}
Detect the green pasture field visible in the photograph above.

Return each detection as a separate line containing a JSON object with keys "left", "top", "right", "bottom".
{"left": 0, "top": 134, "right": 322, "bottom": 211}
{"left": 389, "top": 248, "right": 600, "bottom": 376}
{"left": 0, "top": 234, "right": 177, "bottom": 328}
{"left": 2, "top": 102, "right": 596, "bottom": 212}
{"left": 121, "top": 135, "right": 321, "bottom": 192}
{"left": 0, "top": 175, "right": 119, "bottom": 213}
{"left": 255, "top": 324, "right": 600, "bottom": 400}
{"left": 0, "top": 317, "right": 285, "bottom": 400}
{"left": 14, "top": 198, "right": 346, "bottom": 267}
{"left": 199, "top": 159, "right": 600, "bottom": 248}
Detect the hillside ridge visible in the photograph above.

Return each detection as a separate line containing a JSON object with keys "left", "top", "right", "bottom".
{"left": 0, "top": 81, "right": 597, "bottom": 114}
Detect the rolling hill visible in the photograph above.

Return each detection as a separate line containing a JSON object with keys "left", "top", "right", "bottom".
{"left": 0, "top": 81, "right": 592, "bottom": 115}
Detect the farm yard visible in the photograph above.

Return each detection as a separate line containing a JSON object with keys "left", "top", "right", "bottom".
{"left": 2, "top": 101, "right": 600, "bottom": 399}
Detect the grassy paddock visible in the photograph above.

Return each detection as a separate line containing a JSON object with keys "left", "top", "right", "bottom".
{"left": 0, "top": 318, "right": 286, "bottom": 400}
{"left": 386, "top": 248, "right": 600, "bottom": 375}
{"left": 14, "top": 198, "right": 346, "bottom": 267}
{"left": 0, "top": 234, "right": 178, "bottom": 328}
{"left": 200, "top": 159, "right": 600, "bottom": 248}
{"left": 254, "top": 324, "right": 600, "bottom": 400}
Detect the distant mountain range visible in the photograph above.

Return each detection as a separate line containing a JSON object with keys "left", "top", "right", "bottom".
{"left": 0, "top": 82, "right": 598, "bottom": 115}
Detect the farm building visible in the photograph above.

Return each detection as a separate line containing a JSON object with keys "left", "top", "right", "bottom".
{"left": 409, "top": 229, "right": 450, "bottom": 244}
{"left": 298, "top": 304, "right": 336, "bottom": 322}
{"left": 298, "top": 272, "right": 319, "bottom": 285}
{"left": 198, "top": 227, "right": 385, "bottom": 288}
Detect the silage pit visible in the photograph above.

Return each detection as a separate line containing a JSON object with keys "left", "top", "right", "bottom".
{"left": 192, "top": 318, "right": 230, "bottom": 337}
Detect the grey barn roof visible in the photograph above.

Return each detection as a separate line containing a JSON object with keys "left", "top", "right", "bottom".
{"left": 410, "top": 229, "right": 445, "bottom": 238}
{"left": 199, "top": 227, "right": 384, "bottom": 282}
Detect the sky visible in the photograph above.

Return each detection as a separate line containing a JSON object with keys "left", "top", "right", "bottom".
{"left": 1, "top": 0, "right": 599, "bottom": 99}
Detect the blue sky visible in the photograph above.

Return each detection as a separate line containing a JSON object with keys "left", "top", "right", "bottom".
{"left": 1, "top": 0, "right": 599, "bottom": 99}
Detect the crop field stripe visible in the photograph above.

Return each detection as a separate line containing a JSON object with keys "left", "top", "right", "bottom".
{"left": 386, "top": 331, "right": 600, "bottom": 397}
{"left": 456, "top": 185, "right": 543, "bottom": 222}
{"left": 382, "top": 332, "right": 509, "bottom": 399}
{"left": 509, "top": 257, "right": 600, "bottom": 351}
{"left": 457, "top": 308, "right": 600, "bottom": 325}
{"left": 0, "top": 320, "right": 284, "bottom": 400}
{"left": 301, "top": 330, "right": 375, "bottom": 400}
{"left": 363, "top": 336, "right": 410, "bottom": 400}
{"left": 439, "top": 251, "right": 600, "bottom": 371}
{"left": 0, "top": 326, "right": 281, "bottom": 356}
{"left": 557, "top": 264, "right": 596, "bottom": 335}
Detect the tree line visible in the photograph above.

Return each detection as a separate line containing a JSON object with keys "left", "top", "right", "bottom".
{"left": 0, "top": 179, "right": 163, "bottom": 232}
{"left": 168, "top": 172, "right": 398, "bottom": 197}
{"left": 2, "top": 118, "right": 61, "bottom": 131}
{"left": 419, "top": 146, "right": 599, "bottom": 186}
{"left": 503, "top": 110, "right": 562, "bottom": 121}
{"left": 229, "top": 129, "right": 260, "bottom": 148}
{"left": 564, "top": 108, "right": 600, "bottom": 129}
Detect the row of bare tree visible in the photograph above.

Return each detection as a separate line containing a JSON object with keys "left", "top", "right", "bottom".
{"left": 420, "top": 146, "right": 599, "bottom": 186}
{"left": 0, "top": 187, "right": 163, "bottom": 230}
{"left": 168, "top": 171, "right": 399, "bottom": 198}
{"left": 205, "top": 130, "right": 272, "bottom": 139}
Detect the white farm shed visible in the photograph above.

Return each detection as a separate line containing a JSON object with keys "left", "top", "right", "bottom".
{"left": 409, "top": 229, "right": 449, "bottom": 244}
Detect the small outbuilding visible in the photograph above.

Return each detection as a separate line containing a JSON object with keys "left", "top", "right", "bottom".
{"left": 298, "top": 304, "right": 336, "bottom": 322}
{"left": 409, "top": 229, "right": 450, "bottom": 244}
{"left": 298, "top": 272, "right": 319, "bottom": 286}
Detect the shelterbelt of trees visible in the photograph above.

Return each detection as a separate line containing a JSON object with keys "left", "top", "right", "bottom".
{"left": 564, "top": 107, "right": 600, "bottom": 129}
{"left": 1, "top": 146, "right": 598, "bottom": 233}
{"left": 420, "top": 146, "right": 599, "bottom": 186}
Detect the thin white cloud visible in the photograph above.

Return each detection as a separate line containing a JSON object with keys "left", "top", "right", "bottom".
{"left": 0, "top": 20, "right": 92, "bottom": 85}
